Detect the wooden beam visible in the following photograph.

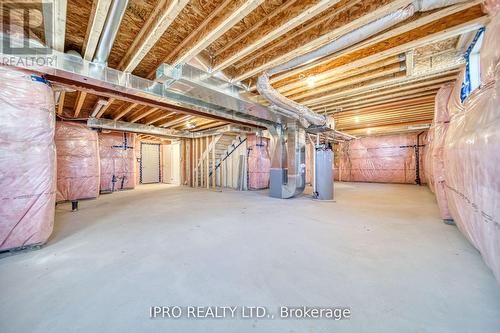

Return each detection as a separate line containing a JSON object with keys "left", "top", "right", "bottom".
{"left": 212, "top": 135, "right": 216, "bottom": 189}
{"left": 212, "top": 0, "right": 342, "bottom": 73}
{"left": 212, "top": 0, "right": 299, "bottom": 58}
{"left": 271, "top": 0, "right": 482, "bottom": 85}
{"left": 162, "top": 0, "right": 265, "bottom": 69}
{"left": 336, "top": 105, "right": 435, "bottom": 122}
{"left": 206, "top": 136, "right": 210, "bottom": 189}
{"left": 82, "top": 0, "right": 112, "bottom": 61}
{"left": 193, "top": 121, "right": 226, "bottom": 131}
{"left": 271, "top": 9, "right": 487, "bottom": 89}
{"left": 129, "top": 107, "right": 159, "bottom": 123}
{"left": 332, "top": 96, "right": 436, "bottom": 114}
{"left": 57, "top": 91, "right": 65, "bottom": 115}
{"left": 73, "top": 91, "right": 87, "bottom": 117}
{"left": 160, "top": 115, "right": 192, "bottom": 128}
{"left": 295, "top": 63, "right": 406, "bottom": 104}
{"left": 310, "top": 72, "right": 458, "bottom": 110}
{"left": 96, "top": 98, "right": 115, "bottom": 118}
{"left": 113, "top": 103, "right": 138, "bottom": 121}
{"left": 118, "top": 0, "right": 189, "bottom": 72}
{"left": 325, "top": 82, "right": 447, "bottom": 107}
{"left": 344, "top": 119, "right": 433, "bottom": 134}
{"left": 43, "top": 0, "right": 67, "bottom": 52}
{"left": 337, "top": 104, "right": 435, "bottom": 120}
{"left": 278, "top": 55, "right": 403, "bottom": 95}
{"left": 324, "top": 86, "right": 439, "bottom": 109}
{"left": 338, "top": 93, "right": 437, "bottom": 112}
{"left": 233, "top": 0, "right": 414, "bottom": 82}
{"left": 146, "top": 112, "right": 176, "bottom": 125}
{"left": 194, "top": 138, "right": 198, "bottom": 187}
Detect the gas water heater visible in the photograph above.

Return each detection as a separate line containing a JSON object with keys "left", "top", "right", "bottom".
{"left": 313, "top": 143, "right": 333, "bottom": 201}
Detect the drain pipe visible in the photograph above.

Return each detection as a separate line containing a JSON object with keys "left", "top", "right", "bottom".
{"left": 93, "top": 0, "right": 129, "bottom": 65}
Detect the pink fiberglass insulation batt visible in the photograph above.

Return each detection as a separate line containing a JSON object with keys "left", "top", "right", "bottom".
{"left": 55, "top": 122, "right": 100, "bottom": 202}
{"left": 0, "top": 66, "right": 56, "bottom": 251}
{"left": 426, "top": 84, "right": 454, "bottom": 220}
{"left": 99, "top": 132, "right": 136, "bottom": 192}
{"left": 441, "top": 8, "right": 500, "bottom": 281}
{"left": 336, "top": 132, "right": 427, "bottom": 184}
{"left": 247, "top": 134, "right": 271, "bottom": 190}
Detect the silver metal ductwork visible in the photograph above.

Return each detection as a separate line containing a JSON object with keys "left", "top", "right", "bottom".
{"left": 87, "top": 118, "right": 258, "bottom": 138}
{"left": 93, "top": 0, "right": 129, "bottom": 64}
{"left": 269, "top": 123, "right": 306, "bottom": 199}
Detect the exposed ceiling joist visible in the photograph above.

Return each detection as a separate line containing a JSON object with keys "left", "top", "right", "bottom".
{"left": 73, "top": 91, "right": 87, "bottom": 118}
{"left": 233, "top": 0, "right": 414, "bottom": 82}
{"left": 146, "top": 112, "right": 176, "bottom": 125}
{"left": 160, "top": 115, "right": 193, "bottom": 128}
{"left": 114, "top": 103, "right": 139, "bottom": 121}
{"left": 329, "top": 78, "right": 455, "bottom": 105}
{"left": 296, "top": 63, "right": 406, "bottom": 103}
{"left": 271, "top": 0, "right": 482, "bottom": 85}
{"left": 118, "top": 0, "right": 189, "bottom": 72}
{"left": 327, "top": 82, "right": 444, "bottom": 107}
{"left": 211, "top": 0, "right": 342, "bottom": 73}
{"left": 130, "top": 107, "right": 159, "bottom": 123}
{"left": 43, "top": 0, "right": 67, "bottom": 52}
{"left": 82, "top": 0, "right": 112, "bottom": 61}
{"left": 96, "top": 98, "right": 115, "bottom": 118}
{"left": 278, "top": 55, "right": 404, "bottom": 96}
{"left": 264, "top": 8, "right": 486, "bottom": 95}
{"left": 57, "top": 91, "right": 65, "bottom": 115}
{"left": 335, "top": 91, "right": 438, "bottom": 111}
{"left": 310, "top": 72, "right": 458, "bottom": 110}
{"left": 163, "top": 0, "right": 265, "bottom": 71}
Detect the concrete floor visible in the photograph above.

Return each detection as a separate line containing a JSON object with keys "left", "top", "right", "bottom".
{"left": 0, "top": 182, "right": 499, "bottom": 332}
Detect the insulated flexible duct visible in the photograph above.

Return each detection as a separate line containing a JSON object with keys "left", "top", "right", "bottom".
{"left": 257, "top": 0, "right": 469, "bottom": 127}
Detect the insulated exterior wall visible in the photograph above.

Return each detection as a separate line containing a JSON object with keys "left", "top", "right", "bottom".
{"left": 441, "top": 7, "right": 500, "bottom": 282}
{"left": 0, "top": 66, "right": 56, "bottom": 251}
{"left": 55, "top": 122, "right": 100, "bottom": 202}
{"left": 425, "top": 84, "right": 454, "bottom": 220}
{"left": 335, "top": 133, "right": 427, "bottom": 184}
{"left": 247, "top": 134, "right": 271, "bottom": 190}
{"left": 99, "top": 132, "right": 136, "bottom": 192}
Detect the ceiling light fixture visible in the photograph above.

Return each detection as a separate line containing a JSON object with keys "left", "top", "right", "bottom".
{"left": 307, "top": 75, "right": 316, "bottom": 88}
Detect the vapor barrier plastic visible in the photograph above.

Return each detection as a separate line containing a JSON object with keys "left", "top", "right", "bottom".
{"left": 247, "top": 134, "right": 271, "bottom": 190}
{"left": 425, "top": 84, "right": 454, "bottom": 220}
{"left": 481, "top": 1, "right": 500, "bottom": 85}
{"left": 55, "top": 122, "right": 100, "bottom": 202}
{"left": 335, "top": 133, "right": 427, "bottom": 184}
{"left": 0, "top": 66, "right": 56, "bottom": 251}
{"left": 442, "top": 70, "right": 500, "bottom": 281}
{"left": 99, "top": 132, "right": 136, "bottom": 192}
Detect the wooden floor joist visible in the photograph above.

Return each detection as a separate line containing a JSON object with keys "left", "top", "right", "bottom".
{"left": 54, "top": 0, "right": 484, "bottom": 136}
{"left": 73, "top": 91, "right": 87, "bottom": 118}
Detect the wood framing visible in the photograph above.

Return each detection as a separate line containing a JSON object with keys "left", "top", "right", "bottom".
{"left": 211, "top": 0, "right": 342, "bottom": 72}
{"left": 82, "top": 0, "right": 112, "bottom": 61}
{"left": 73, "top": 91, "right": 87, "bottom": 117}
{"left": 118, "top": 0, "right": 189, "bottom": 72}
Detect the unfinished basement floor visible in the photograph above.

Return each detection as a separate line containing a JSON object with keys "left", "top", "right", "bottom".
{"left": 1, "top": 183, "right": 499, "bottom": 332}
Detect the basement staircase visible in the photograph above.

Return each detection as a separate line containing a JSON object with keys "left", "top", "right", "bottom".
{"left": 193, "top": 133, "right": 247, "bottom": 189}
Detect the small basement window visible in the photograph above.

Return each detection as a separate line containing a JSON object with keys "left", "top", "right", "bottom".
{"left": 461, "top": 28, "right": 485, "bottom": 101}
